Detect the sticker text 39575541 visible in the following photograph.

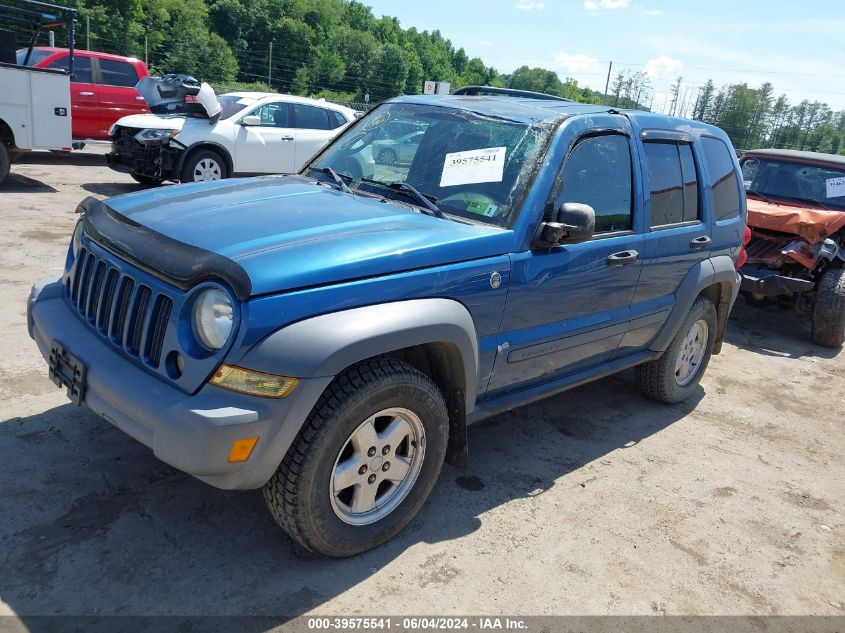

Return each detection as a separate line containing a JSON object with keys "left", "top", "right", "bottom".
{"left": 440, "top": 147, "right": 506, "bottom": 187}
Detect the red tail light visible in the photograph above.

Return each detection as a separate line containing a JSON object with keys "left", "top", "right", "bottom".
{"left": 736, "top": 226, "right": 752, "bottom": 269}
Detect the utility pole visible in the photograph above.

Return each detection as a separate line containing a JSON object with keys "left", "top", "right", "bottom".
{"left": 144, "top": 36, "right": 148, "bottom": 66}
{"left": 48, "top": 31, "right": 54, "bottom": 47}
{"left": 603, "top": 61, "right": 612, "bottom": 105}
{"left": 86, "top": 15, "right": 90, "bottom": 50}
{"left": 268, "top": 42, "right": 273, "bottom": 86}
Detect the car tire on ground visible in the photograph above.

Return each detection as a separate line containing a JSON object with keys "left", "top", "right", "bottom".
{"left": 130, "top": 172, "right": 164, "bottom": 187}
{"left": 264, "top": 358, "right": 449, "bottom": 558}
{"left": 180, "top": 148, "right": 228, "bottom": 183}
{"left": 0, "top": 144, "right": 10, "bottom": 186}
{"left": 811, "top": 268, "right": 845, "bottom": 348}
{"left": 636, "top": 296, "right": 717, "bottom": 404}
{"left": 377, "top": 148, "right": 397, "bottom": 166}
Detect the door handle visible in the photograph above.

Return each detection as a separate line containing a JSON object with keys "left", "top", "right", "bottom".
{"left": 607, "top": 250, "right": 639, "bottom": 267}
{"left": 135, "top": 96, "right": 146, "bottom": 101}
{"left": 689, "top": 235, "right": 712, "bottom": 249}
{"left": 78, "top": 91, "right": 94, "bottom": 96}
{"left": 280, "top": 136, "right": 294, "bottom": 141}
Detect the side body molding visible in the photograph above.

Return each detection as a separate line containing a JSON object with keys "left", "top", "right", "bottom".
{"left": 237, "top": 299, "right": 481, "bottom": 414}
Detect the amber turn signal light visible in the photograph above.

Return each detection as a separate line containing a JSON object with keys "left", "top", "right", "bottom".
{"left": 228, "top": 436, "right": 259, "bottom": 463}
{"left": 210, "top": 365, "right": 299, "bottom": 398}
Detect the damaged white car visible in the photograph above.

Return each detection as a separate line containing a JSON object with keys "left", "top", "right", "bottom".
{"left": 107, "top": 75, "right": 357, "bottom": 185}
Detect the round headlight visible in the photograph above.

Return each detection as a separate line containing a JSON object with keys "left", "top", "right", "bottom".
{"left": 193, "top": 287, "right": 234, "bottom": 350}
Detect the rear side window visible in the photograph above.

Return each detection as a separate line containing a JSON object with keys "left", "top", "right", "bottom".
{"left": 644, "top": 142, "right": 699, "bottom": 226}
{"left": 329, "top": 110, "right": 348, "bottom": 129}
{"left": 559, "top": 134, "right": 633, "bottom": 234}
{"left": 293, "top": 104, "right": 330, "bottom": 130}
{"left": 701, "top": 137, "right": 742, "bottom": 220}
{"left": 46, "top": 55, "right": 92, "bottom": 83}
{"left": 99, "top": 58, "right": 139, "bottom": 87}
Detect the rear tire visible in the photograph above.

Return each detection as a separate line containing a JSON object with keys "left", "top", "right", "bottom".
{"left": 0, "top": 144, "right": 10, "bottom": 186}
{"left": 811, "top": 268, "right": 845, "bottom": 348}
{"left": 377, "top": 148, "right": 397, "bottom": 166}
{"left": 263, "top": 358, "right": 449, "bottom": 558}
{"left": 636, "top": 296, "right": 717, "bottom": 404}
{"left": 130, "top": 172, "right": 164, "bottom": 187}
{"left": 180, "top": 148, "right": 228, "bottom": 183}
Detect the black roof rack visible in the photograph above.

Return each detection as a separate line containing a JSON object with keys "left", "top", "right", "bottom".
{"left": 0, "top": 0, "right": 76, "bottom": 70}
{"left": 451, "top": 85, "right": 572, "bottom": 102}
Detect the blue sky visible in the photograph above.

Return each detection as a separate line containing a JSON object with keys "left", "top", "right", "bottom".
{"left": 364, "top": 0, "right": 845, "bottom": 111}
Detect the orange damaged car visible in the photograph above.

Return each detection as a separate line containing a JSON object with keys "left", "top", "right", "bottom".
{"left": 739, "top": 149, "right": 845, "bottom": 347}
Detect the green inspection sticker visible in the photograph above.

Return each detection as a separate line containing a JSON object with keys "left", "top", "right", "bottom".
{"left": 466, "top": 200, "right": 499, "bottom": 217}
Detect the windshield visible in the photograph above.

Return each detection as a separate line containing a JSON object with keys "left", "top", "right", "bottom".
{"left": 309, "top": 102, "right": 552, "bottom": 226}
{"left": 742, "top": 157, "right": 845, "bottom": 210}
{"left": 218, "top": 95, "right": 255, "bottom": 120}
{"left": 15, "top": 48, "right": 52, "bottom": 66}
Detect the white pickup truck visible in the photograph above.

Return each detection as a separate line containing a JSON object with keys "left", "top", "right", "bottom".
{"left": 0, "top": 0, "right": 76, "bottom": 186}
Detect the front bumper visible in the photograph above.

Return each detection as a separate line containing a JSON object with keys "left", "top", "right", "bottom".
{"left": 104, "top": 150, "right": 133, "bottom": 174}
{"left": 28, "top": 280, "right": 332, "bottom": 490}
{"left": 740, "top": 266, "right": 815, "bottom": 298}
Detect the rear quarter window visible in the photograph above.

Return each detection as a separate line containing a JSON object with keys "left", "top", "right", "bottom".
{"left": 329, "top": 110, "right": 348, "bottom": 129}
{"left": 701, "top": 136, "right": 742, "bottom": 221}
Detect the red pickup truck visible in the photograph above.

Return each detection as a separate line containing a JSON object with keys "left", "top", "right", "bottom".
{"left": 16, "top": 47, "right": 150, "bottom": 141}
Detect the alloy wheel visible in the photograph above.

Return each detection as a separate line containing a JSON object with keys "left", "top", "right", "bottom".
{"left": 329, "top": 407, "right": 426, "bottom": 526}
{"left": 674, "top": 319, "right": 708, "bottom": 386}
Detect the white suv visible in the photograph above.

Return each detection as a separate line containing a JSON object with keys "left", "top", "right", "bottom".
{"left": 106, "top": 76, "right": 357, "bottom": 185}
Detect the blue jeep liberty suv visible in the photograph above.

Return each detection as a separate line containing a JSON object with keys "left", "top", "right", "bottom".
{"left": 28, "top": 86, "right": 747, "bottom": 557}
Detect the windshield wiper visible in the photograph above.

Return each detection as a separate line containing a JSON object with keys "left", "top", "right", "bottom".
{"left": 356, "top": 178, "right": 450, "bottom": 220}
{"left": 792, "top": 196, "right": 832, "bottom": 211}
{"left": 748, "top": 189, "right": 779, "bottom": 206}
{"left": 314, "top": 167, "right": 353, "bottom": 194}
{"left": 387, "top": 181, "right": 448, "bottom": 220}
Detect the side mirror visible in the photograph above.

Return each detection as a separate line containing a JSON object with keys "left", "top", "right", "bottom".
{"left": 241, "top": 115, "right": 261, "bottom": 126}
{"left": 534, "top": 203, "right": 596, "bottom": 248}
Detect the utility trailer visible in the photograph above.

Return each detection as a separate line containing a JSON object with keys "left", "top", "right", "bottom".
{"left": 0, "top": 0, "right": 76, "bottom": 185}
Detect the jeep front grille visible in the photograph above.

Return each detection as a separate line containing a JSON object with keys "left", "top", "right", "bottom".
{"left": 67, "top": 247, "right": 173, "bottom": 368}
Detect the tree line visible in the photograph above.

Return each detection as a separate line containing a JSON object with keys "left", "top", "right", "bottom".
{"left": 5, "top": 0, "right": 842, "bottom": 154}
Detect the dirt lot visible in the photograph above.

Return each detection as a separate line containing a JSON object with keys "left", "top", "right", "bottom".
{"left": 0, "top": 148, "right": 843, "bottom": 619}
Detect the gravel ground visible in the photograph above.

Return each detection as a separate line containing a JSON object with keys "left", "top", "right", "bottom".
{"left": 0, "top": 148, "right": 843, "bottom": 619}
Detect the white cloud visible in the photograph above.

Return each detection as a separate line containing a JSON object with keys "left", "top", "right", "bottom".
{"left": 553, "top": 52, "right": 605, "bottom": 91}
{"left": 555, "top": 52, "right": 602, "bottom": 75}
{"left": 643, "top": 9, "right": 664, "bottom": 16}
{"left": 645, "top": 55, "right": 684, "bottom": 80}
{"left": 515, "top": 0, "right": 545, "bottom": 10}
{"left": 584, "top": 0, "right": 630, "bottom": 10}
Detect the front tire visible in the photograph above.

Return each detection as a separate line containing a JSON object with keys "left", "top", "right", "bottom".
{"left": 0, "top": 144, "right": 10, "bottom": 186}
{"left": 264, "top": 359, "right": 449, "bottom": 558}
{"left": 130, "top": 172, "right": 164, "bottom": 187}
{"left": 636, "top": 296, "right": 717, "bottom": 404}
{"left": 812, "top": 268, "right": 845, "bottom": 348}
{"left": 180, "top": 148, "right": 227, "bottom": 183}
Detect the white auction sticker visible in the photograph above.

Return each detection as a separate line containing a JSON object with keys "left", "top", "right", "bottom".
{"left": 826, "top": 176, "right": 845, "bottom": 199}
{"left": 440, "top": 147, "right": 506, "bottom": 187}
